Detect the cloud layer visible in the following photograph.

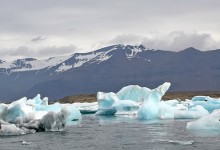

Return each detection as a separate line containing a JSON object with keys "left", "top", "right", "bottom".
{"left": 100, "top": 31, "right": 220, "bottom": 51}
{"left": 0, "top": 45, "right": 77, "bottom": 61}
{"left": 0, "top": 0, "right": 220, "bottom": 61}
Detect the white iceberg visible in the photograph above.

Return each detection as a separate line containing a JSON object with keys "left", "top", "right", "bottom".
{"left": 0, "top": 94, "right": 82, "bottom": 135}
{"left": 187, "top": 109, "right": 220, "bottom": 130}
{"left": 72, "top": 102, "right": 98, "bottom": 114}
{"left": 5, "top": 97, "right": 34, "bottom": 123}
{"left": 174, "top": 105, "right": 209, "bottom": 119}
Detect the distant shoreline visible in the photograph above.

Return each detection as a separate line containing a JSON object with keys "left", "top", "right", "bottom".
{"left": 57, "top": 91, "right": 220, "bottom": 103}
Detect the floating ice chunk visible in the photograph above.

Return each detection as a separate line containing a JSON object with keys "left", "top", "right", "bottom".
{"left": 5, "top": 97, "right": 34, "bottom": 123}
{"left": 40, "top": 107, "right": 72, "bottom": 131}
{"left": 138, "top": 82, "right": 171, "bottom": 120}
{"left": 175, "top": 105, "right": 209, "bottom": 119}
{"left": 0, "top": 95, "right": 82, "bottom": 135}
{"left": 168, "top": 140, "right": 193, "bottom": 145}
{"left": 95, "top": 92, "right": 119, "bottom": 115}
{"left": 96, "top": 82, "right": 171, "bottom": 117}
{"left": 192, "top": 96, "right": 211, "bottom": 101}
{"left": 40, "top": 111, "right": 60, "bottom": 131}
{"left": 22, "top": 141, "right": 31, "bottom": 145}
{"left": 190, "top": 96, "right": 220, "bottom": 112}
{"left": 73, "top": 102, "right": 98, "bottom": 114}
{"left": 187, "top": 109, "right": 220, "bottom": 130}
{"left": 62, "top": 105, "right": 82, "bottom": 126}
{"left": 0, "top": 124, "right": 23, "bottom": 135}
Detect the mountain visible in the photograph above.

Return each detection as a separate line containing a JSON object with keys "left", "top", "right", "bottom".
{"left": 0, "top": 44, "right": 220, "bottom": 102}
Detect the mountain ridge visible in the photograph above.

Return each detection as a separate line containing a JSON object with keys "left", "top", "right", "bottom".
{"left": 0, "top": 44, "right": 220, "bottom": 101}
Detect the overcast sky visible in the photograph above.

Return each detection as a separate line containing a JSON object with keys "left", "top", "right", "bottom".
{"left": 0, "top": 0, "right": 220, "bottom": 61}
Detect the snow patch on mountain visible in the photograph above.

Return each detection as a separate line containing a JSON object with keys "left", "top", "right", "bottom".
{"left": 72, "top": 47, "right": 116, "bottom": 68}
{"left": 125, "top": 45, "right": 145, "bottom": 58}
{"left": 55, "top": 62, "right": 73, "bottom": 72}
{"left": 0, "top": 44, "right": 149, "bottom": 73}
{"left": 0, "top": 55, "right": 72, "bottom": 72}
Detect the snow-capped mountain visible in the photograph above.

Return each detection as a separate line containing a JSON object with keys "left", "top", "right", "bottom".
{"left": 0, "top": 44, "right": 147, "bottom": 73}
{"left": 0, "top": 56, "right": 71, "bottom": 73}
{"left": 0, "top": 44, "right": 220, "bottom": 101}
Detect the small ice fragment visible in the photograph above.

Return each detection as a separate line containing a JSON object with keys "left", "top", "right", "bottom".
{"left": 168, "top": 140, "right": 193, "bottom": 145}
{"left": 22, "top": 141, "right": 31, "bottom": 145}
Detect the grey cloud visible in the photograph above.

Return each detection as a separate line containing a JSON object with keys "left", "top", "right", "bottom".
{"left": 102, "top": 31, "right": 220, "bottom": 51}
{"left": 145, "top": 31, "right": 219, "bottom": 51}
{"left": 100, "top": 34, "right": 144, "bottom": 46}
{"left": 0, "top": 0, "right": 220, "bottom": 36}
{"left": 0, "top": 0, "right": 220, "bottom": 61}
{"left": 31, "top": 36, "right": 46, "bottom": 42}
{"left": 0, "top": 45, "right": 77, "bottom": 61}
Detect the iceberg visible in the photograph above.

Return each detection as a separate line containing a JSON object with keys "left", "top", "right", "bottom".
{"left": 190, "top": 96, "right": 220, "bottom": 112}
{"left": 5, "top": 97, "right": 34, "bottom": 123}
{"left": 96, "top": 82, "right": 173, "bottom": 120}
{"left": 95, "top": 92, "right": 119, "bottom": 115}
{"left": 72, "top": 102, "right": 98, "bottom": 114}
{"left": 138, "top": 82, "right": 171, "bottom": 120}
{"left": 0, "top": 94, "right": 82, "bottom": 135}
{"left": 187, "top": 109, "right": 220, "bottom": 130}
{"left": 174, "top": 105, "right": 209, "bottom": 119}
{"left": 0, "top": 124, "right": 26, "bottom": 136}
{"left": 61, "top": 104, "right": 82, "bottom": 125}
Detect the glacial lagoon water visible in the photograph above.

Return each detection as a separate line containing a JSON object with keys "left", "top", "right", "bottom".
{"left": 1, "top": 114, "right": 220, "bottom": 150}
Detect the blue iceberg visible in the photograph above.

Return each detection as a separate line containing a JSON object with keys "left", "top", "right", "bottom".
{"left": 138, "top": 82, "right": 172, "bottom": 120}
{"left": 96, "top": 82, "right": 174, "bottom": 120}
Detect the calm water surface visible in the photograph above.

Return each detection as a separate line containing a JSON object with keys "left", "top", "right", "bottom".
{"left": 1, "top": 114, "right": 220, "bottom": 150}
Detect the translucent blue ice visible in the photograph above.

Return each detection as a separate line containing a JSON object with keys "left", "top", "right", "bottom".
{"left": 96, "top": 82, "right": 173, "bottom": 120}
{"left": 190, "top": 96, "right": 220, "bottom": 112}
{"left": 138, "top": 82, "right": 171, "bottom": 120}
